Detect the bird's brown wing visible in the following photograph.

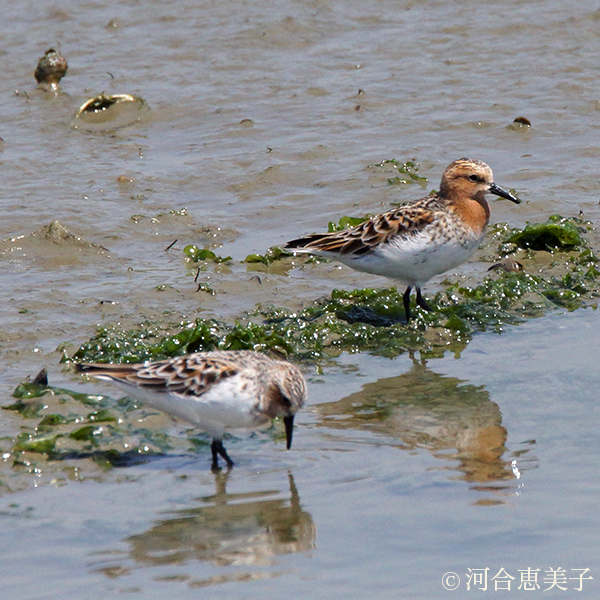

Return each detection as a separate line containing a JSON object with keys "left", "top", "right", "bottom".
{"left": 75, "top": 354, "right": 240, "bottom": 397}
{"left": 286, "top": 197, "right": 438, "bottom": 257}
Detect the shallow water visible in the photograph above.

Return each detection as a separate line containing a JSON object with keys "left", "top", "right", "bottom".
{"left": 1, "top": 0, "right": 600, "bottom": 597}
{"left": 2, "top": 312, "right": 600, "bottom": 599}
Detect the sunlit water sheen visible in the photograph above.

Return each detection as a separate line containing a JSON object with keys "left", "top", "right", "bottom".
{"left": 1, "top": 0, "right": 600, "bottom": 598}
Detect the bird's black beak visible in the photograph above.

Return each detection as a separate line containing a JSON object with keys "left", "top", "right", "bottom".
{"left": 489, "top": 182, "right": 521, "bottom": 204}
{"left": 284, "top": 415, "right": 295, "bottom": 450}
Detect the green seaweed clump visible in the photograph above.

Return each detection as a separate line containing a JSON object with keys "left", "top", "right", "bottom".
{"left": 183, "top": 245, "right": 231, "bottom": 263}
{"left": 368, "top": 159, "right": 428, "bottom": 187}
{"left": 69, "top": 319, "right": 224, "bottom": 364}
{"left": 1, "top": 375, "right": 182, "bottom": 470}
{"left": 69, "top": 317, "right": 298, "bottom": 364}
{"left": 327, "top": 216, "right": 369, "bottom": 232}
{"left": 244, "top": 246, "right": 291, "bottom": 265}
{"left": 505, "top": 215, "right": 586, "bottom": 251}
{"left": 13, "top": 432, "right": 61, "bottom": 454}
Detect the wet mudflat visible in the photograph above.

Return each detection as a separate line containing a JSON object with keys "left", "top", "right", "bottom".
{"left": 1, "top": 0, "right": 600, "bottom": 597}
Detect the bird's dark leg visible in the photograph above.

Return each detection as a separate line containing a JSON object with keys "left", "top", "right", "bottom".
{"left": 403, "top": 286, "right": 413, "bottom": 323}
{"left": 416, "top": 286, "right": 433, "bottom": 312}
{"left": 211, "top": 438, "right": 234, "bottom": 471}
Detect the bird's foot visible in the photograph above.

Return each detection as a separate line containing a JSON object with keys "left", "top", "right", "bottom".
{"left": 211, "top": 438, "right": 234, "bottom": 471}
{"left": 416, "top": 287, "right": 434, "bottom": 312}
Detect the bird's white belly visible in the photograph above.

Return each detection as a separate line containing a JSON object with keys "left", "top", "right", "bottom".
{"left": 342, "top": 230, "right": 483, "bottom": 286}
{"left": 110, "top": 376, "right": 266, "bottom": 438}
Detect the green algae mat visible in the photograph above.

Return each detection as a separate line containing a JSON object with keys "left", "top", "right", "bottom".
{"left": 71, "top": 215, "right": 599, "bottom": 363}
{"left": 1, "top": 215, "right": 598, "bottom": 475}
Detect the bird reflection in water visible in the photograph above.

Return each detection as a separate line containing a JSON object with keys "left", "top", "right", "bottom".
{"left": 317, "top": 359, "right": 536, "bottom": 503}
{"left": 122, "top": 471, "right": 314, "bottom": 580}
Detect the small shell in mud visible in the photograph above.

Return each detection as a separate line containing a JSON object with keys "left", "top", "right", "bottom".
{"left": 73, "top": 93, "right": 148, "bottom": 132}
{"left": 487, "top": 256, "right": 524, "bottom": 273}
{"left": 509, "top": 116, "right": 532, "bottom": 130}
{"left": 34, "top": 48, "right": 68, "bottom": 86}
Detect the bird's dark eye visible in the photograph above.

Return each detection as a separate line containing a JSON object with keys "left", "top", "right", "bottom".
{"left": 468, "top": 174, "right": 480, "bottom": 182}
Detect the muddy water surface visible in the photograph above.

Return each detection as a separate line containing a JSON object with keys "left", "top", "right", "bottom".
{"left": 1, "top": 0, "right": 600, "bottom": 598}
